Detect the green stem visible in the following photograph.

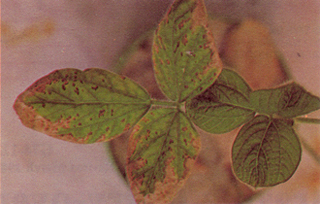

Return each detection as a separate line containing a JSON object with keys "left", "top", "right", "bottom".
{"left": 294, "top": 117, "right": 320, "bottom": 124}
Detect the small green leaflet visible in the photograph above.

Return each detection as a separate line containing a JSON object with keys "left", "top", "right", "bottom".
{"left": 152, "top": 0, "right": 222, "bottom": 102}
{"left": 250, "top": 82, "right": 320, "bottom": 118}
{"left": 232, "top": 115, "right": 301, "bottom": 187}
{"left": 186, "top": 69, "right": 255, "bottom": 133}
{"left": 14, "top": 68, "right": 151, "bottom": 144}
{"left": 126, "top": 108, "right": 200, "bottom": 204}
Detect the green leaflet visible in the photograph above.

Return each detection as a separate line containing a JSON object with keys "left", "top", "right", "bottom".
{"left": 250, "top": 82, "right": 320, "bottom": 118}
{"left": 232, "top": 115, "right": 301, "bottom": 187}
{"left": 126, "top": 108, "right": 200, "bottom": 204}
{"left": 14, "top": 68, "right": 151, "bottom": 144}
{"left": 186, "top": 69, "right": 255, "bottom": 133}
{"left": 152, "top": 0, "right": 222, "bottom": 102}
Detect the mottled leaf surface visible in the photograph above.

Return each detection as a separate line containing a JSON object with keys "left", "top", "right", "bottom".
{"left": 127, "top": 108, "right": 200, "bottom": 204}
{"left": 186, "top": 69, "right": 255, "bottom": 133}
{"left": 152, "top": 0, "right": 222, "bottom": 102}
{"left": 250, "top": 82, "right": 320, "bottom": 118}
{"left": 232, "top": 115, "right": 301, "bottom": 187}
{"left": 14, "top": 68, "right": 151, "bottom": 143}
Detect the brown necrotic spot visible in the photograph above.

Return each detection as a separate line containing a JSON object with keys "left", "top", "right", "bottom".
{"left": 74, "top": 87, "right": 79, "bottom": 95}
{"left": 174, "top": 42, "right": 180, "bottom": 53}
{"left": 99, "top": 110, "right": 105, "bottom": 118}
{"left": 123, "top": 123, "right": 131, "bottom": 131}
{"left": 91, "top": 85, "right": 98, "bottom": 90}
{"left": 179, "top": 21, "right": 184, "bottom": 29}
{"left": 184, "top": 139, "right": 187, "bottom": 145}
{"left": 182, "top": 34, "right": 188, "bottom": 45}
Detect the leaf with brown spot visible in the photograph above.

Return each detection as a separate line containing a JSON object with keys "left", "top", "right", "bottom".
{"left": 127, "top": 108, "right": 200, "bottom": 204}
{"left": 152, "top": 0, "right": 222, "bottom": 102}
{"left": 14, "top": 68, "right": 151, "bottom": 144}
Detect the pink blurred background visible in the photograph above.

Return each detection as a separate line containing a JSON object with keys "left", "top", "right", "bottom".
{"left": 2, "top": 0, "right": 320, "bottom": 203}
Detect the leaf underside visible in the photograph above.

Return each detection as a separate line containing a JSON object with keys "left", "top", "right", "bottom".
{"left": 232, "top": 115, "right": 301, "bottom": 187}
{"left": 14, "top": 68, "right": 151, "bottom": 144}
{"left": 186, "top": 69, "right": 255, "bottom": 133}
{"left": 127, "top": 108, "right": 200, "bottom": 204}
{"left": 152, "top": 0, "right": 222, "bottom": 102}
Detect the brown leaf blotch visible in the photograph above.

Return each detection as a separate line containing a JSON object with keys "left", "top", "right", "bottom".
{"left": 91, "top": 85, "right": 98, "bottom": 90}
{"left": 96, "top": 135, "right": 107, "bottom": 143}
{"left": 74, "top": 87, "right": 79, "bottom": 95}
{"left": 12, "top": 98, "right": 94, "bottom": 143}
{"left": 123, "top": 123, "right": 131, "bottom": 131}
{"left": 99, "top": 109, "right": 105, "bottom": 118}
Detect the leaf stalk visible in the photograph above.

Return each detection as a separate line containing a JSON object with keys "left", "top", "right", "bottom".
{"left": 294, "top": 117, "right": 320, "bottom": 124}
{"left": 151, "top": 99, "right": 180, "bottom": 108}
